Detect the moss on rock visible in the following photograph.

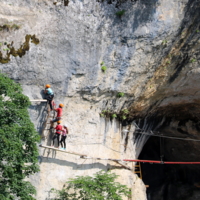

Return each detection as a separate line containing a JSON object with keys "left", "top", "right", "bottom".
{"left": 0, "top": 34, "right": 40, "bottom": 64}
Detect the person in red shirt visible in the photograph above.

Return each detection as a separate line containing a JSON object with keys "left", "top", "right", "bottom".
{"left": 60, "top": 124, "right": 69, "bottom": 150}
{"left": 51, "top": 121, "right": 62, "bottom": 148}
{"left": 50, "top": 103, "right": 64, "bottom": 128}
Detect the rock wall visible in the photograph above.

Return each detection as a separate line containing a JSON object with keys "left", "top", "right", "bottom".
{"left": 0, "top": 0, "right": 199, "bottom": 199}
{"left": 28, "top": 97, "right": 147, "bottom": 199}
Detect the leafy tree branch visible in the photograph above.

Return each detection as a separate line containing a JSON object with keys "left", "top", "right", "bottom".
{"left": 51, "top": 170, "right": 131, "bottom": 200}
{"left": 0, "top": 73, "right": 40, "bottom": 200}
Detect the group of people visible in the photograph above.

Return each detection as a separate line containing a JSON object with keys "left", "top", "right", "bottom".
{"left": 52, "top": 121, "right": 68, "bottom": 150}
{"left": 44, "top": 84, "right": 69, "bottom": 150}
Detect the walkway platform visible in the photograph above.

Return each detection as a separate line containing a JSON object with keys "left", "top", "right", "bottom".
{"left": 39, "top": 144, "right": 87, "bottom": 156}
{"left": 30, "top": 99, "right": 47, "bottom": 102}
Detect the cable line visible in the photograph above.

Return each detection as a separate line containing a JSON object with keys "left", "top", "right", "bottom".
{"left": 135, "top": 130, "right": 200, "bottom": 142}
{"left": 128, "top": 122, "right": 200, "bottom": 142}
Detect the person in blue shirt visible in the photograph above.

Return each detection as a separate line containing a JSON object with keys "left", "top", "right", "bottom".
{"left": 44, "top": 84, "right": 54, "bottom": 110}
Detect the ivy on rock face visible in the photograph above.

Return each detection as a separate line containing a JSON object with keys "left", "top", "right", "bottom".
{"left": 0, "top": 73, "right": 40, "bottom": 200}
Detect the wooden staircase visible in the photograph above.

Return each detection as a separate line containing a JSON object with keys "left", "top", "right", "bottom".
{"left": 134, "top": 162, "right": 142, "bottom": 179}
{"left": 41, "top": 101, "right": 56, "bottom": 140}
{"left": 134, "top": 162, "right": 149, "bottom": 188}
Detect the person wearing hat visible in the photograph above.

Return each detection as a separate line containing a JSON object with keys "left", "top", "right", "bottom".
{"left": 44, "top": 84, "right": 54, "bottom": 110}
{"left": 51, "top": 121, "right": 62, "bottom": 148}
{"left": 60, "top": 124, "right": 68, "bottom": 150}
{"left": 50, "top": 103, "right": 64, "bottom": 128}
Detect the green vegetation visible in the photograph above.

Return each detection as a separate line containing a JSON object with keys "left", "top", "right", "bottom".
{"left": 162, "top": 40, "right": 168, "bottom": 45}
{"left": 111, "top": 113, "right": 117, "bottom": 118}
{"left": 100, "top": 108, "right": 130, "bottom": 121}
{"left": 119, "top": 109, "right": 129, "bottom": 121}
{"left": 117, "top": 92, "right": 125, "bottom": 97}
{"left": 100, "top": 61, "right": 107, "bottom": 73}
{"left": 121, "top": 115, "right": 127, "bottom": 120}
{"left": 190, "top": 58, "right": 196, "bottom": 63}
{"left": 166, "top": 60, "right": 171, "bottom": 64}
{"left": 0, "top": 73, "right": 40, "bottom": 200}
{"left": 181, "top": 31, "right": 186, "bottom": 36}
{"left": 0, "top": 34, "right": 40, "bottom": 64}
{"left": 50, "top": 170, "right": 131, "bottom": 200}
{"left": 0, "top": 24, "right": 20, "bottom": 31}
{"left": 100, "top": 113, "right": 105, "bottom": 117}
{"left": 100, "top": 61, "right": 105, "bottom": 66}
{"left": 100, "top": 110, "right": 107, "bottom": 117}
{"left": 122, "top": 109, "right": 129, "bottom": 114}
{"left": 196, "top": 30, "right": 200, "bottom": 33}
{"left": 116, "top": 10, "right": 126, "bottom": 17}
{"left": 101, "top": 65, "right": 107, "bottom": 73}
{"left": 11, "top": 24, "right": 20, "bottom": 30}
{"left": 167, "top": 54, "right": 172, "bottom": 58}
{"left": 3, "top": 48, "right": 10, "bottom": 51}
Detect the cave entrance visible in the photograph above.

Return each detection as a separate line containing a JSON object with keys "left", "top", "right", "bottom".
{"left": 138, "top": 136, "right": 200, "bottom": 200}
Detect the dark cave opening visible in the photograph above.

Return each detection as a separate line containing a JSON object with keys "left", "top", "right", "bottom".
{"left": 138, "top": 136, "right": 200, "bottom": 200}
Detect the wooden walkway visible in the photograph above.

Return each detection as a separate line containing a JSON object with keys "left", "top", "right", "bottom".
{"left": 39, "top": 144, "right": 87, "bottom": 156}
{"left": 30, "top": 99, "right": 47, "bottom": 102}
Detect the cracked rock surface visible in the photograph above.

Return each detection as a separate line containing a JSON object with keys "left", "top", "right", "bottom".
{"left": 0, "top": 0, "right": 200, "bottom": 199}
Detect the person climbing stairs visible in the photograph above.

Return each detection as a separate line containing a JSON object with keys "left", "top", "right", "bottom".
{"left": 50, "top": 103, "right": 64, "bottom": 128}
{"left": 43, "top": 84, "right": 54, "bottom": 111}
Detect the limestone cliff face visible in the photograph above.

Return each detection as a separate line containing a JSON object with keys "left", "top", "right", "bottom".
{"left": 0, "top": 0, "right": 199, "bottom": 199}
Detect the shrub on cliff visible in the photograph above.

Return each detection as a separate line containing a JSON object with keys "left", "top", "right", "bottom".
{"left": 51, "top": 170, "right": 131, "bottom": 200}
{"left": 0, "top": 73, "right": 40, "bottom": 200}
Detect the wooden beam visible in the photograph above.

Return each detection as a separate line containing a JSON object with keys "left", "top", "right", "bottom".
{"left": 30, "top": 99, "right": 47, "bottom": 102}
{"left": 113, "top": 160, "right": 132, "bottom": 170}
{"left": 80, "top": 156, "right": 125, "bottom": 162}
{"left": 39, "top": 144, "right": 87, "bottom": 156}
